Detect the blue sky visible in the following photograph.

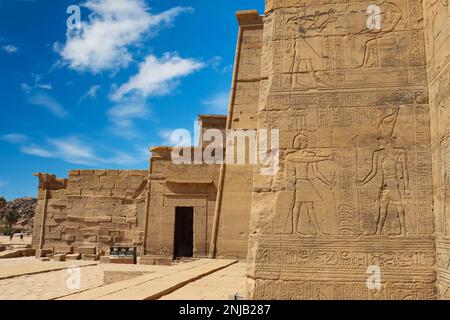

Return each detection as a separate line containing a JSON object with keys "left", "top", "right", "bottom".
{"left": 0, "top": 0, "right": 264, "bottom": 200}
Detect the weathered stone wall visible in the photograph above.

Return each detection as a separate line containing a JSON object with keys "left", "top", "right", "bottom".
{"left": 199, "top": 115, "right": 227, "bottom": 149}
{"left": 424, "top": 0, "right": 450, "bottom": 299}
{"left": 247, "top": 0, "right": 436, "bottom": 299}
{"left": 33, "top": 170, "right": 148, "bottom": 255}
{"left": 32, "top": 174, "right": 67, "bottom": 249}
{"left": 215, "top": 11, "right": 264, "bottom": 259}
{"left": 145, "top": 147, "right": 220, "bottom": 258}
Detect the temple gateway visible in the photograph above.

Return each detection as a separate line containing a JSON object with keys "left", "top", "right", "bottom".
{"left": 32, "top": 0, "right": 450, "bottom": 299}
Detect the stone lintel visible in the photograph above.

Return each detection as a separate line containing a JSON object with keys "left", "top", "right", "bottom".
{"left": 236, "top": 10, "right": 263, "bottom": 26}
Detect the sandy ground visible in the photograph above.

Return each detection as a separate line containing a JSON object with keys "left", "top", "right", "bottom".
{"left": 0, "top": 235, "right": 32, "bottom": 245}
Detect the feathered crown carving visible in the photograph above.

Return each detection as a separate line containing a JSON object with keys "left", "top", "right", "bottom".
{"left": 378, "top": 106, "right": 400, "bottom": 139}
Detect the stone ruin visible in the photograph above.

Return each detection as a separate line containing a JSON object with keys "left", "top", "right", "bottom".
{"left": 32, "top": 0, "right": 450, "bottom": 299}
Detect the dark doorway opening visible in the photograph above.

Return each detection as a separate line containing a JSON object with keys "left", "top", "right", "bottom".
{"left": 173, "top": 207, "right": 194, "bottom": 259}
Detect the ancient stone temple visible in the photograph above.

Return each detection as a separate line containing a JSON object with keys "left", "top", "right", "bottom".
{"left": 32, "top": 0, "right": 450, "bottom": 299}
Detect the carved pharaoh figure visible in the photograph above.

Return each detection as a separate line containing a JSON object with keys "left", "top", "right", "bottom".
{"left": 284, "top": 134, "right": 335, "bottom": 236}
{"left": 357, "top": 107, "right": 410, "bottom": 236}
{"left": 286, "top": 8, "right": 337, "bottom": 88}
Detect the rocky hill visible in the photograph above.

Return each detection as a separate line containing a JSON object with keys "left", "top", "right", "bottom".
{"left": 0, "top": 197, "right": 37, "bottom": 232}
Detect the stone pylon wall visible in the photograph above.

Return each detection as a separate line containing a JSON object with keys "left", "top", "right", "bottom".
{"left": 247, "top": 0, "right": 437, "bottom": 299}
{"left": 423, "top": 0, "right": 450, "bottom": 299}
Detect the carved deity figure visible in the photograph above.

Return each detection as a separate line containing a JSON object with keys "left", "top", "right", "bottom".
{"left": 429, "top": 0, "right": 449, "bottom": 59}
{"left": 358, "top": 1, "right": 403, "bottom": 68}
{"left": 357, "top": 107, "right": 410, "bottom": 236}
{"left": 285, "top": 134, "right": 335, "bottom": 235}
{"left": 286, "top": 8, "right": 337, "bottom": 87}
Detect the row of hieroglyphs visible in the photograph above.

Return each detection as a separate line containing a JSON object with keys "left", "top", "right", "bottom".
{"left": 255, "top": 246, "right": 435, "bottom": 268}
{"left": 252, "top": 279, "right": 436, "bottom": 300}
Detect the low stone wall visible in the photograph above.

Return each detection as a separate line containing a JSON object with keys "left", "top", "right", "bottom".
{"left": 32, "top": 170, "right": 148, "bottom": 255}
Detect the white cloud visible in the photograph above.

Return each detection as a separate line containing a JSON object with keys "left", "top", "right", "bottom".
{"left": 112, "top": 53, "right": 204, "bottom": 101}
{"left": 20, "top": 83, "right": 32, "bottom": 93}
{"left": 48, "top": 136, "right": 102, "bottom": 165}
{"left": 209, "top": 56, "right": 233, "bottom": 74}
{"left": 20, "top": 138, "right": 99, "bottom": 165}
{"left": 3, "top": 132, "right": 145, "bottom": 167}
{"left": 107, "top": 100, "right": 150, "bottom": 139}
{"left": 20, "top": 145, "right": 55, "bottom": 158}
{"left": 109, "top": 151, "right": 140, "bottom": 166}
{"left": 158, "top": 129, "right": 192, "bottom": 147}
{"left": 2, "top": 45, "right": 18, "bottom": 53}
{"left": 202, "top": 92, "right": 229, "bottom": 114}
{"left": 18, "top": 136, "right": 141, "bottom": 166}
{"left": 21, "top": 80, "right": 52, "bottom": 93}
{"left": 36, "top": 83, "right": 53, "bottom": 90}
{"left": 1, "top": 133, "right": 28, "bottom": 144}
{"left": 57, "top": 0, "right": 192, "bottom": 73}
{"left": 158, "top": 129, "right": 175, "bottom": 146}
{"left": 28, "top": 92, "right": 68, "bottom": 118}
{"left": 80, "top": 85, "right": 101, "bottom": 101}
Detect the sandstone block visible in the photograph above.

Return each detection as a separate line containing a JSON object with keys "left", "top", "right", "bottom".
{"left": 52, "top": 254, "right": 66, "bottom": 262}
{"left": 81, "top": 254, "right": 98, "bottom": 261}
{"left": 66, "top": 253, "right": 81, "bottom": 260}
{"left": 110, "top": 257, "right": 135, "bottom": 264}
{"left": 46, "top": 232, "right": 61, "bottom": 240}
{"left": 87, "top": 236, "right": 97, "bottom": 242}
{"left": 106, "top": 170, "right": 119, "bottom": 176}
{"left": 112, "top": 236, "right": 122, "bottom": 243}
{"left": 99, "top": 256, "right": 111, "bottom": 264}
{"left": 95, "top": 170, "right": 107, "bottom": 176}
{"left": 102, "top": 182, "right": 115, "bottom": 189}
{"left": 67, "top": 215, "right": 84, "bottom": 222}
{"left": 82, "top": 189, "right": 94, "bottom": 196}
{"left": 80, "top": 170, "right": 95, "bottom": 176}
{"left": 42, "top": 245, "right": 54, "bottom": 251}
{"left": 112, "top": 216, "right": 126, "bottom": 224}
{"left": 114, "top": 223, "right": 130, "bottom": 230}
{"left": 98, "top": 236, "right": 112, "bottom": 243}
{"left": 35, "top": 249, "right": 53, "bottom": 258}
{"left": 100, "top": 222, "right": 115, "bottom": 229}
{"left": 98, "top": 216, "right": 112, "bottom": 222}
{"left": 139, "top": 255, "right": 172, "bottom": 266}
{"left": 54, "top": 245, "right": 73, "bottom": 254}
{"left": 64, "top": 235, "right": 76, "bottom": 242}
{"left": 53, "top": 213, "right": 67, "bottom": 220}
{"left": 77, "top": 246, "right": 96, "bottom": 254}
{"left": 126, "top": 217, "right": 137, "bottom": 225}
{"left": 69, "top": 170, "right": 80, "bottom": 176}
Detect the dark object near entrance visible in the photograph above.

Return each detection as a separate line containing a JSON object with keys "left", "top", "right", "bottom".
{"left": 110, "top": 246, "right": 137, "bottom": 264}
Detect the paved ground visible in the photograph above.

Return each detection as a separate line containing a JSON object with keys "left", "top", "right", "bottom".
{"left": 61, "top": 259, "right": 237, "bottom": 300}
{"left": 0, "top": 258, "right": 246, "bottom": 300}
{"left": 0, "top": 265, "right": 104, "bottom": 300}
{"left": 0, "top": 258, "right": 102, "bottom": 300}
{"left": 0, "top": 257, "right": 97, "bottom": 280}
{"left": 159, "top": 262, "right": 246, "bottom": 300}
